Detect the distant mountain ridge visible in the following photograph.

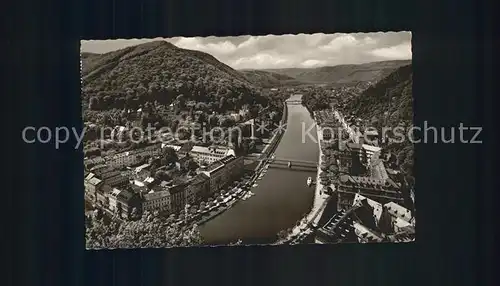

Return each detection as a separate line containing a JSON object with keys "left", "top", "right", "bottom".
{"left": 259, "top": 60, "right": 411, "bottom": 85}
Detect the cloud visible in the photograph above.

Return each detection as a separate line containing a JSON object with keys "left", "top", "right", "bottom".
{"left": 81, "top": 32, "right": 411, "bottom": 70}
{"left": 300, "top": 59, "right": 328, "bottom": 68}
{"left": 319, "top": 34, "right": 359, "bottom": 52}
{"left": 370, "top": 41, "right": 412, "bottom": 59}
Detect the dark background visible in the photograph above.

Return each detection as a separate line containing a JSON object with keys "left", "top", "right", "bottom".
{"left": 6, "top": 0, "right": 494, "bottom": 285}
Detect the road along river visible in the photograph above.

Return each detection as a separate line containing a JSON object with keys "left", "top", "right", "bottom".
{"left": 200, "top": 95, "right": 320, "bottom": 245}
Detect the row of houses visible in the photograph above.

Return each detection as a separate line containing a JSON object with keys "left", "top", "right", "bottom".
{"left": 85, "top": 154, "right": 244, "bottom": 220}
{"left": 84, "top": 143, "right": 163, "bottom": 170}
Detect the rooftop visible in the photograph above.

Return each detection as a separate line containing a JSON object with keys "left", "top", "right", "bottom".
{"left": 353, "top": 221, "right": 384, "bottom": 242}
{"left": 162, "top": 144, "right": 181, "bottom": 151}
{"left": 117, "top": 189, "right": 134, "bottom": 202}
{"left": 353, "top": 194, "right": 383, "bottom": 223}
{"left": 219, "top": 155, "right": 237, "bottom": 164}
{"left": 190, "top": 173, "right": 209, "bottom": 185}
{"left": 85, "top": 173, "right": 95, "bottom": 181}
{"left": 88, "top": 177, "right": 102, "bottom": 186}
{"left": 135, "top": 164, "right": 150, "bottom": 172}
{"left": 202, "top": 161, "right": 225, "bottom": 174}
{"left": 340, "top": 175, "right": 385, "bottom": 187}
{"left": 100, "top": 184, "right": 113, "bottom": 194}
{"left": 346, "top": 142, "right": 362, "bottom": 150}
{"left": 144, "top": 190, "right": 170, "bottom": 201}
{"left": 130, "top": 184, "right": 147, "bottom": 194}
{"left": 384, "top": 201, "right": 413, "bottom": 223}
{"left": 362, "top": 144, "right": 381, "bottom": 153}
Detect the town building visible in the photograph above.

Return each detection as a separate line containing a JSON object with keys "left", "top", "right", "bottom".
{"left": 336, "top": 174, "right": 403, "bottom": 210}
{"left": 220, "top": 155, "right": 244, "bottom": 181}
{"left": 201, "top": 161, "right": 226, "bottom": 193}
{"left": 134, "top": 163, "right": 151, "bottom": 180}
{"left": 315, "top": 208, "right": 358, "bottom": 244}
{"left": 188, "top": 145, "right": 236, "bottom": 165}
{"left": 201, "top": 155, "right": 244, "bottom": 194}
{"left": 169, "top": 183, "right": 188, "bottom": 213}
{"left": 316, "top": 193, "right": 415, "bottom": 244}
{"left": 361, "top": 144, "right": 381, "bottom": 162}
{"left": 93, "top": 168, "right": 121, "bottom": 180}
{"left": 368, "top": 152, "right": 389, "bottom": 182}
{"left": 143, "top": 177, "right": 156, "bottom": 188}
{"left": 103, "top": 143, "right": 162, "bottom": 169}
{"left": 104, "top": 151, "right": 139, "bottom": 169}
{"left": 142, "top": 189, "right": 171, "bottom": 213}
{"left": 96, "top": 184, "right": 113, "bottom": 208}
{"left": 161, "top": 144, "right": 181, "bottom": 152}
{"left": 108, "top": 188, "right": 141, "bottom": 219}
{"left": 185, "top": 173, "right": 210, "bottom": 204}
{"left": 134, "top": 143, "right": 163, "bottom": 159}
{"left": 111, "top": 125, "right": 128, "bottom": 140}
{"left": 362, "top": 129, "right": 379, "bottom": 144}
{"left": 353, "top": 221, "right": 385, "bottom": 243}
{"left": 103, "top": 173, "right": 130, "bottom": 188}
{"left": 84, "top": 173, "right": 103, "bottom": 202}
{"left": 84, "top": 157, "right": 105, "bottom": 170}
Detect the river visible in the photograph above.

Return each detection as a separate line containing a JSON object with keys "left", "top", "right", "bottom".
{"left": 200, "top": 95, "right": 320, "bottom": 245}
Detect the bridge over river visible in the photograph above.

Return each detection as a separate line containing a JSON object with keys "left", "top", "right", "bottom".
{"left": 200, "top": 94, "right": 320, "bottom": 245}
{"left": 260, "top": 156, "right": 318, "bottom": 171}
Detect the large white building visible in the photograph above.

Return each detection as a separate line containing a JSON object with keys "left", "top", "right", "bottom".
{"left": 103, "top": 144, "right": 162, "bottom": 169}
{"left": 189, "top": 145, "right": 236, "bottom": 165}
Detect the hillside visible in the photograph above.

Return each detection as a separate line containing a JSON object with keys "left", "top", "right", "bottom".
{"left": 240, "top": 70, "right": 305, "bottom": 87}
{"left": 348, "top": 64, "right": 414, "bottom": 177}
{"left": 81, "top": 41, "right": 264, "bottom": 112}
{"left": 266, "top": 60, "right": 411, "bottom": 85}
{"left": 350, "top": 64, "right": 413, "bottom": 128}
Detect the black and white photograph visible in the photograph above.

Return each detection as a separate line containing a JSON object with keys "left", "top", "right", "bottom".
{"left": 81, "top": 31, "right": 415, "bottom": 249}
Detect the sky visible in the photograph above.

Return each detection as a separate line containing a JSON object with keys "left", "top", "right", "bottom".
{"left": 81, "top": 32, "right": 411, "bottom": 70}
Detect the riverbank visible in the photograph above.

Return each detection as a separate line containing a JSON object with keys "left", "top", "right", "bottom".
{"left": 274, "top": 118, "right": 330, "bottom": 244}
{"left": 201, "top": 97, "right": 320, "bottom": 244}
{"left": 197, "top": 104, "right": 288, "bottom": 232}
{"left": 250, "top": 103, "right": 287, "bottom": 177}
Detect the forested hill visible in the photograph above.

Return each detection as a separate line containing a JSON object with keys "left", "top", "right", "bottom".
{"left": 350, "top": 64, "right": 413, "bottom": 128}
{"left": 240, "top": 70, "right": 305, "bottom": 87}
{"left": 81, "top": 41, "right": 265, "bottom": 112}
{"left": 265, "top": 60, "right": 411, "bottom": 84}
{"left": 349, "top": 64, "right": 414, "bottom": 178}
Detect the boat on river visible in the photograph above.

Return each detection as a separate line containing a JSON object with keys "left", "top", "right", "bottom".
{"left": 307, "top": 177, "right": 312, "bottom": 187}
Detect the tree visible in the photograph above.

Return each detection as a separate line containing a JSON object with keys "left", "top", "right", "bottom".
{"left": 277, "top": 230, "right": 288, "bottom": 241}
{"left": 162, "top": 147, "right": 178, "bottom": 165}
{"left": 208, "top": 114, "right": 218, "bottom": 128}
{"left": 89, "top": 96, "right": 99, "bottom": 110}
{"left": 183, "top": 158, "right": 199, "bottom": 172}
{"left": 85, "top": 211, "right": 204, "bottom": 249}
{"left": 176, "top": 94, "right": 186, "bottom": 108}
{"left": 170, "top": 120, "right": 179, "bottom": 132}
{"left": 218, "top": 97, "right": 226, "bottom": 110}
